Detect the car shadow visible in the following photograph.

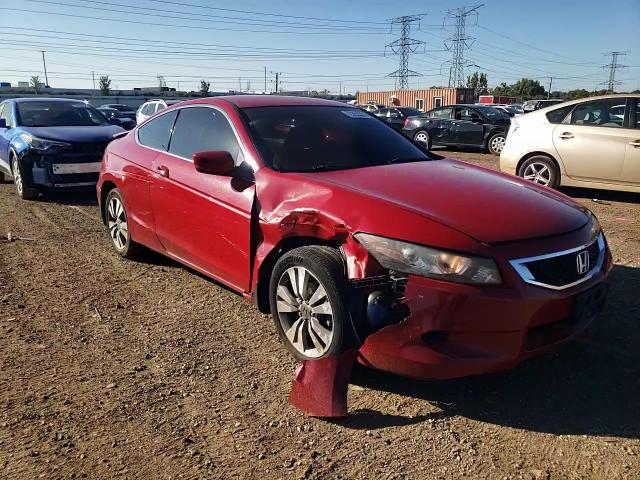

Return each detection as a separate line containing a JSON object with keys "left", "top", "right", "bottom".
{"left": 344, "top": 264, "right": 640, "bottom": 438}
{"left": 559, "top": 186, "right": 640, "bottom": 205}
{"left": 37, "top": 188, "right": 99, "bottom": 206}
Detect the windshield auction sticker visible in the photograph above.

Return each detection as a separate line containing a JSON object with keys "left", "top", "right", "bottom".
{"left": 341, "top": 109, "right": 373, "bottom": 119}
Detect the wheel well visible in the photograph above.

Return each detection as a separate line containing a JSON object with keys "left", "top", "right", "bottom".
{"left": 255, "top": 236, "right": 342, "bottom": 314}
{"left": 516, "top": 152, "right": 561, "bottom": 178}
{"left": 484, "top": 130, "right": 506, "bottom": 147}
{"left": 99, "top": 180, "right": 117, "bottom": 224}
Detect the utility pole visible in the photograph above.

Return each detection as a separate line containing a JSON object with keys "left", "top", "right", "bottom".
{"left": 275, "top": 72, "right": 279, "bottom": 93}
{"left": 92, "top": 71, "right": 96, "bottom": 93}
{"left": 264, "top": 66, "right": 267, "bottom": 93}
{"left": 339, "top": 81, "right": 342, "bottom": 97}
{"left": 444, "top": 5, "right": 483, "bottom": 88}
{"left": 385, "top": 15, "right": 426, "bottom": 90}
{"left": 602, "top": 51, "right": 627, "bottom": 93}
{"left": 547, "top": 77, "right": 553, "bottom": 99}
{"left": 238, "top": 77, "right": 241, "bottom": 92}
{"left": 41, "top": 50, "right": 49, "bottom": 87}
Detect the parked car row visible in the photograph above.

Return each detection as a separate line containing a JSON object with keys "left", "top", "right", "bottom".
{"left": 0, "top": 94, "right": 623, "bottom": 383}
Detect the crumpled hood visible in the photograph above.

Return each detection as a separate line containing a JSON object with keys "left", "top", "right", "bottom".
{"left": 20, "top": 125, "right": 124, "bottom": 143}
{"left": 299, "top": 158, "right": 589, "bottom": 244}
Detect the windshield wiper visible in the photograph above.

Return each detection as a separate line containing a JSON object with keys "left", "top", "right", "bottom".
{"left": 386, "top": 157, "right": 430, "bottom": 165}
{"left": 309, "top": 164, "right": 352, "bottom": 172}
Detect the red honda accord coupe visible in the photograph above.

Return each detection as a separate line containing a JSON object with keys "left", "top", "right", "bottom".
{"left": 97, "top": 96, "right": 611, "bottom": 379}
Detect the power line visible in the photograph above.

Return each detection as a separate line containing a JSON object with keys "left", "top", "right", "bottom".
{"left": 602, "top": 51, "right": 627, "bottom": 93}
{"left": 385, "top": 15, "right": 426, "bottom": 90}
{"left": 444, "top": 4, "right": 483, "bottom": 88}
{"left": 126, "top": 0, "right": 388, "bottom": 25}
{"left": 3, "top": 7, "right": 389, "bottom": 36}
{"left": 23, "top": 0, "right": 389, "bottom": 32}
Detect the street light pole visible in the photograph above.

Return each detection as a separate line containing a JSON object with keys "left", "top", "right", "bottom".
{"left": 41, "top": 50, "right": 49, "bottom": 87}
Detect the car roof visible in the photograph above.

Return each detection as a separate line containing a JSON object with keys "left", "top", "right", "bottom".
{"left": 530, "top": 94, "right": 638, "bottom": 113}
{"left": 203, "top": 95, "right": 349, "bottom": 109}
{"left": 10, "top": 97, "right": 88, "bottom": 103}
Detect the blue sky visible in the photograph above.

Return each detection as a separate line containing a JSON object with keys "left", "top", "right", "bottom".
{"left": 0, "top": 0, "right": 638, "bottom": 93}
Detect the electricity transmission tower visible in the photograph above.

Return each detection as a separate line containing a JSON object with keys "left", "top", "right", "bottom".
{"left": 385, "top": 15, "right": 426, "bottom": 90}
{"left": 443, "top": 4, "right": 483, "bottom": 88}
{"left": 602, "top": 51, "right": 627, "bottom": 93}
{"left": 157, "top": 75, "right": 167, "bottom": 91}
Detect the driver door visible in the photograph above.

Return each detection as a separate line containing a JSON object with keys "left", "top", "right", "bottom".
{"left": 150, "top": 106, "right": 255, "bottom": 292}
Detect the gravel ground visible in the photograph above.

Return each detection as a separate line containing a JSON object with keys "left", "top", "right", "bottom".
{"left": 1, "top": 151, "right": 638, "bottom": 480}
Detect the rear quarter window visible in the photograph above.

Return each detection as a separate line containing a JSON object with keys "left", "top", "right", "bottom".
{"left": 546, "top": 105, "right": 573, "bottom": 124}
{"left": 137, "top": 110, "right": 178, "bottom": 151}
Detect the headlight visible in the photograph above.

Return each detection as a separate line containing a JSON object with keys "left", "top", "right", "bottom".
{"left": 355, "top": 233, "right": 501, "bottom": 285}
{"left": 20, "top": 133, "right": 71, "bottom": 153}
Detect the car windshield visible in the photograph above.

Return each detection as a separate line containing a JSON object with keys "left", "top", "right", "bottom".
{"left": 242, "top": 106, "right": 432, "bottom": 173}
{"left": 17, "top": 101, "right": 110, "bottom": 127}
{"left": 475, "top": 106, "right": 510, "bottom": 120}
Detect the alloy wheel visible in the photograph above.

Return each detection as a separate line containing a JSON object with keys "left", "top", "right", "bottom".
{"left": 523, "top": 162, "right": 551, "bottom": 186}
{"left": 275, "top": 266, "right": 334, "bottom": 358}
{"left": 11, "top": 157, "right": 23, "bottom": 196}
{"left": 490, "top": 135, "right": 506, "bottom": 154}
{"left": 414, "top": 132, "right": 429, "bottom": 145}
{"left": 107, "top": 196, "right": 129, "bottom": 251}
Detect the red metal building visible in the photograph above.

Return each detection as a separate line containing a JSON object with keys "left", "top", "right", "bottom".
{"left": 357, "top": 88, "right": 475, "bottom": 112}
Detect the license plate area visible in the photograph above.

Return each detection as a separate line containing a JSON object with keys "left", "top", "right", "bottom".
{"left": 52, "top": 162, "right": 102, "bottom": 174}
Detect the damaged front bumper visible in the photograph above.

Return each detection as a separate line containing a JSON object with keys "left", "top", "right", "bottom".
{"left": 356, "top": 267, "right": 610, "bottom": 380}
{"left": 20, "top": 147, "right": 106, "bottom": 189}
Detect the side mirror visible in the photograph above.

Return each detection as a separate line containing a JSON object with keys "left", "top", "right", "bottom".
{"left": 193, "top": 151, "right": 235, "bottom": 176}
{"left": 471, "top": 115, "right": 483, "bottom": 123}
{"left": 390, "top": 112, "right": 401, "bottom": 119}
{"left": 0, "top": 118, "right": 7, "bottom": 129}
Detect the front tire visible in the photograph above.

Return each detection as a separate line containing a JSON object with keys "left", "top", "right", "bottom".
{"left": 269, "top": 246, "right": 353, "bottom": 360}
{"left": 518, "top": 155, "right": 560, "bottom": 189}
{"left": 11, "top": 154, "right": 38, "bottom": 200}
{"left": 104, "top": 188, "right": 142, "bottom": 259}
{"left": 487, "top": 132, "right": 506, "bottom": 155}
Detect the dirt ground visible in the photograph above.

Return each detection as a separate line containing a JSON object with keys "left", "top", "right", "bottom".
{"left": 1, "top": 151, "right": 639, "bottom": 480}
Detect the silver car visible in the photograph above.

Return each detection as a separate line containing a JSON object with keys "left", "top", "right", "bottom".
{"left": 500, "top": 94, "right": 640, "bottom": 193}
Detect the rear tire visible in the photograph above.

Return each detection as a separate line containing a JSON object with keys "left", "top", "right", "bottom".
{"left": 487, "top": 132, "right": 506, "bottom": 156}
{"left": 104, "top": 188, "right": 142, "bottom": 259}
{"left": 413, "top": 130, "right": 432, "bottom": 150}
{"left": 269, "top": 246, "right": 353, "bottom": 360}
{"left": 518, "top": 155, "right": 560, "bottom": 189}
{"left": 11, "top": 154, "right": 38, "bottom": 200}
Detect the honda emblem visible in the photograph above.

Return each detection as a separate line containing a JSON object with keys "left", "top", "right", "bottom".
{"left": 576, "top": 251, "right": 590, "bottom": 275}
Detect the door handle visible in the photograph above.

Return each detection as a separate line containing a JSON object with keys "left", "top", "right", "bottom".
{"left": 629, "top": 140, "right": 640, "bottom": 148}
{"left": 156, "top": 165, "right": 169, "bottom": 177}
{"left": 558, "top": 132, "right": 574, "bottom": 140}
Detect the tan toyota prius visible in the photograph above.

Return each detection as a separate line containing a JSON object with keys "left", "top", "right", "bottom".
{"left": 500, "top": 94, "right": 640, "bottom": 193}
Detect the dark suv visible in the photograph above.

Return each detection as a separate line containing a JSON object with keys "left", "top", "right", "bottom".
{"left": 401, "top": 104, "right": 510, "bottom": 155}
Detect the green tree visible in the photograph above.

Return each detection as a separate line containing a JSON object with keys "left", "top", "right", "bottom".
{"left": 99, "top": 75, "right": 111, "bottom": 96}
{"left": 510, "top": 78, "right": 546, "bottom": 98}
{"left": 467, "top": 71, "right": 489, "bottom": 99}
{"left": 30, "top": 75, "right": 43, "bottom": 94}
{"left": 492, "top": 82, "right": 511, "bottom": 97}
{"left": 200, "top": 80, "right": 211, "bottom": 96}
{"left": 565, "top": 89, "right": 591, "bottom": 100}
{"left": 478, "top": 73, "right": 489, "bottom": 95}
